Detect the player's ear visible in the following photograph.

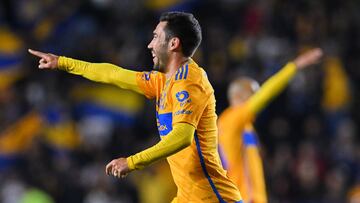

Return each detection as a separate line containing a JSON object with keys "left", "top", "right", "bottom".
{"left": 169, "top": 37, "right": 180, "bottom": 51}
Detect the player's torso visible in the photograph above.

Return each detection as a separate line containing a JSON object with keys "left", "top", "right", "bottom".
{"left": 218, "top": 106, "right": 259, "bottom": 201}
{"left": 218, "top": 106, "right": 248, "bottom": 168}
{"left": 154, "top": 63, "right": 241, "bottom": 202}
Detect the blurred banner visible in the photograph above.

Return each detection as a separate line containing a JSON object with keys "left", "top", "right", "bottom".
{"left": 42, "top": 106, "right": 81, "bottom": 153}
{"left": 0, "top": 27, "right": 24, "bottom": 90}
{"left": 71, "top": 83, "right": 145, "bottom": 126}
{"left": 0, "top": 111, "right": 42, "bottom": 169}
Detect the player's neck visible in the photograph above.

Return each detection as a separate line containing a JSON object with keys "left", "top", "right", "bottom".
{"left": 164, "top": 54, "right": 189, "bottom": 79}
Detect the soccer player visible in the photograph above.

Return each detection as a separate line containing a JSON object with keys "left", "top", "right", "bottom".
{"left": 218, "top": 48, "right": 323, "bottom": 203}
{"left": 29, "top": 12, "right": 242, "bottom": 202}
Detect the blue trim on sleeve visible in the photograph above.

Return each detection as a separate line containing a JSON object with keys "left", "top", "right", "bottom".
{"left": 243, "top": 130, "right": 258, "bottom": 146}
{"left": 194, "top": 133, "right": 227, "bottom": 203}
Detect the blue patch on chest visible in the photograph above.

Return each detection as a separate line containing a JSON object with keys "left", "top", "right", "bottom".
{"left": 157, "top": 112, "right": 173, "bottom": 136}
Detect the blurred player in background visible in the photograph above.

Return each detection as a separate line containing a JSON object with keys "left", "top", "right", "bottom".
{"left": 29, "top": 11, "right": 243, "bottom": 203}
{"left": 218, "top": 48, "right": 323, "bottom": 203}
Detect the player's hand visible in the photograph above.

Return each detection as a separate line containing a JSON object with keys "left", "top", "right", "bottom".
{"left": 294, "top": 48, "right": 323, "bottom": 70}
{"left": 28, "top": 49, "right": 59, "bottom": 69}
{"left": 105, "top": 157, "right": 131, "bottom": 179}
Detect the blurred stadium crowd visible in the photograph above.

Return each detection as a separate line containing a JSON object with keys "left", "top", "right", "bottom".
{"left": 0, "top": 0, "right": 359, "bottom": 202}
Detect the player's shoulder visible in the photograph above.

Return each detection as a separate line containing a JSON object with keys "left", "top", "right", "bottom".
{"left": 140, "top": 70, "right": 164, "bottom": 81}
{"left": 173, "top": 60, "right": 205, "bottom": 84}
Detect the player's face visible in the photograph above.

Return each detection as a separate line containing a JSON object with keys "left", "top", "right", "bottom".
{"left": 148, "top": 21, "right": 170, "bottom": 72}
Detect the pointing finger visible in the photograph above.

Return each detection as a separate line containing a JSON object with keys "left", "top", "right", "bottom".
{"left": 28, "top": 49, "right": 48, "bottom": 58}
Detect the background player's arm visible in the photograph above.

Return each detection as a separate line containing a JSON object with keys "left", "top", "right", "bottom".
{"left": 247, "top": 48, "right": 323, "bottom": 115}
{"left": 246, "top": 146, "right": 268, "bottom": 203}
{"left": 243, "top": 127, "right": 267, "bottom": 203}
{"left": 105, "top": 123, "right": 195, "bottom": 178}
{"left": 246, "top": 62, "right": 297, "bottom": 115}
{"left": 28, "top": 49, "right": 142, "bottom": 94}
{"left": 220, "top": 62, "right": 298, "bottom": 136}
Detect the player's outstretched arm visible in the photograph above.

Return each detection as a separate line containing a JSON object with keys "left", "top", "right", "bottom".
{"left": 247, "top": 48, "right": 323, "bottom": 115}
{"left": 28, "top": 49, "right": 142, "bottom": 94}
{"left": 105, "top": 123, "right": 195, "bottom": 178}
{"left": 293, "top": 48, "right": 323, "bottom": 70}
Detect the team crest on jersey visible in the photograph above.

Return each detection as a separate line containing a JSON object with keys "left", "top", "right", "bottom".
{"left": 176, "top": 90, "right": 191, "bottom": 107}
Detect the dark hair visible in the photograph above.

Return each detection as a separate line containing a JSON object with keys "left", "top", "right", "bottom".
{"left": 160, "top": 11, "right": 202, "bottom": 57}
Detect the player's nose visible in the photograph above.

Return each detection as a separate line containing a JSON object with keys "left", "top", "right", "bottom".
{"left": 147, "top": 40, "right": 153, "bottom": 49}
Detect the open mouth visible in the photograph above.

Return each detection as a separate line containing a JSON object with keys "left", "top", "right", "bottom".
{"left": 151, "top": 51, "right": 157, "bottom": 63}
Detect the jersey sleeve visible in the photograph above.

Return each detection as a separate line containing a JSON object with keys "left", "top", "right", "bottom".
{"left": 127, "top": 122, "right": 195, "bottom": 170}
{"left": 58, "top": 56, "right": 142, "bottom": 94}
{"left": 136, "top": 71, "right": 161, "bottom": 99}
{"left": 243, "top": 125, "right": 267, "bottom": 203}
{"left": 171, "top": 79, "right": 209, "bottom": 127}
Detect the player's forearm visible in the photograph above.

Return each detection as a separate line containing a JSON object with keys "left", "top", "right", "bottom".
{"left": 248, "top": 62, "right": 297, "bottom": 114}
{"left": 246, "top": 147, "right": 267, "bottom": 203}
{"left": 127, "top": 123, "right": 195, "bottom": 170}
{"left": 58, "top": 56, "right": 142, "bottom": 93}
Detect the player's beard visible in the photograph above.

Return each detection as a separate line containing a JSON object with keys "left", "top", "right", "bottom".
{"left": 152, "top": 43, "right": 168, "bottom": 72}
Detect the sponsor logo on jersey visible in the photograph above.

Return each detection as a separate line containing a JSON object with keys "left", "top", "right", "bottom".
{"left": 176, "top": 91, "right": 189, "bottom": 102}
{"left": 174, "top": 109, "right": 193, "bottom": 116}
{"left": 176, "top": 90, "right": 191, "bottom": 107}
{"left": 156, "top": 112, "right": 172, "bottom": 136}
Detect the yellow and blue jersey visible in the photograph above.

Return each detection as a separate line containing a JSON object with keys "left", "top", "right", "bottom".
{"left": 57, "top": 56, "right": 242, "bottom": 202}
{"left": 136, "top": 60, "right": 242, "bottom": 203}
{"left": 218, "top": 110, "right": 267, "bottom": 203}
{"left": 218, "top": 62, "right": 298, "bottom": 203}
{"left": 218, "top": 105, "right": 261, "bottom": 203}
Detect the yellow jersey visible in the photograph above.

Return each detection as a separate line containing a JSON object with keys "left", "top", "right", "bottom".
{"left": 136, "top": 60, "right": 242, "bottom": 203}
{"left": 218, "top": 62, "right": 298, "bottom": 203}
{"left": 218, "top": 106, "right": 266, "bottom": 203}
{"left": 57, "top": 56, "right": 242, "bottom": 202}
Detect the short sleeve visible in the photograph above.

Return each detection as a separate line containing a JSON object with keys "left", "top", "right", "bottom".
{"left": 171, "top": 80, "right": 209, "bottom": 127}
{"left": 136, "top": 71, "right": 162, "bottom": 99}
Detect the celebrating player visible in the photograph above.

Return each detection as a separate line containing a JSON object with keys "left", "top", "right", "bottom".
{"left": 29, "top": 12, "right": 242, "bottom": 203}
{"left": 218, "top": 48, "right": 323, "bottom": 203}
